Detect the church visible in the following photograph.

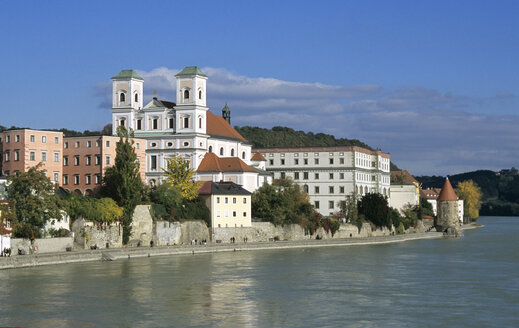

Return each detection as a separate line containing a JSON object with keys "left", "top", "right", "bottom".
{"left": 110, "top": 66, "right": 258, "bottom": 189}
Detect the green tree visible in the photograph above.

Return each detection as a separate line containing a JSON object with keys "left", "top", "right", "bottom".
{"left": 7, "top": 165, "right": 62, "bottom": 239}
{"left": 163, "top": 155, "right": 202, "bottom": 201}
{"left": 339, "top": 192, "right": 363, "bottom": 232}
{"left": 455, "top": 180, "right": 482, "bottom": 220}
{"left": 149, "top": 182, "right": 183, "bottom": 219}
{"left": 101, "top": 126, "right": 144, "bottom": 244}
{"left": 357, "top": 193, "right": 391, "bottom": 229}
{"left": 420, "top": 197, "right": 434, "bottom": 217}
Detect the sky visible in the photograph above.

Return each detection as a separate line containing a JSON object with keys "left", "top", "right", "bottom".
{"left": 1, "top": 0, "right": 518, "bottom": 176}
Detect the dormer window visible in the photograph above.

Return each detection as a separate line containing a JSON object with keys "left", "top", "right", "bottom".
{"left": 184, "top": 90, "right": 189, "bottom": 100}
{"left": 209, "top": 146, "right": 213, "bottom": 153}
{"left": 120, "top": 93, "right": 125, "bottom": 103}
{"left": 231, "top": 149, "right": 235, "bottom": 156}
{"left": 220, "top": 147, "right": 224, "bottom": 156}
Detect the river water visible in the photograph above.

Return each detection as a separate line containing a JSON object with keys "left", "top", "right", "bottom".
{"left": 0, "top": 217, "right": 518, "bottom": 327}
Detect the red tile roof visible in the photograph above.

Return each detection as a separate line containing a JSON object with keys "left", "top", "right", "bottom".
{"left": 197, "top": 153, "right": 256, "bottom": 173}
{"left": 206, "top": 111, "right": 247, "bottom": 142}
{"left": 437, "top": 178, "right": 458, "bottom": 201}
{"left": 251, "top": 152, "right": 266, "bottom": 161}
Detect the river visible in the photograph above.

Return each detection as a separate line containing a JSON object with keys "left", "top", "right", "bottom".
{"left": 0, "top": 217, "right": 518, "bottom": 327}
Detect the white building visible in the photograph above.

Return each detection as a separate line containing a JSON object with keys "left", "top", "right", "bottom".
{"left": 110, "top": 67, "right": 252, "bottom": 186}
{"left": 254, "top": 146, "right": 391, "bottom": 216}
{"left": 389, "top": 170, "right": 420, "bottom": 213}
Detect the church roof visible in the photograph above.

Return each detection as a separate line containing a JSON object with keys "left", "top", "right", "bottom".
{"left": 198, "top": 181, "right": 251, "bottom": 196}
{"left": 111, "top": 69, "right": 144, "bottom": 80}
{"left": 175, "top": 66, "right": 207, "bottom": 77}
{"left": 206, "top": 111, "right": 247, "bottom": 142}
{"left": 251, "top": 152, "right": 266, "bottom": 161}
{"left": 437, "top": 178, "right": 458, "bottom": 201}
{"left": 197, "top": 153, "right": 257, "bottom": 173}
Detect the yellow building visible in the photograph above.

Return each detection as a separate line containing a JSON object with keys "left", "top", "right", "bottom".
{"left": 198, "top": 181, "right": 251, "bottom": 230}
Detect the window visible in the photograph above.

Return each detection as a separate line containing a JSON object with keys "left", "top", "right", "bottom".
{"left": 120, "top": 93, "right": 126, "bottom": 103}
{"left": 95, "top": 155, "right": 100, "bottom": 165}
{"left": 304, "top": 185, "right": 309, "bottom": 193}
{"left": 304, "top": 158, "right": 308, "bottom": 165}
{"left": 329, "top": 201, "right": 334, "bottom": 209}
{"left": 135, "top": 93, "right": 138, "bottom": 102}
{"left": 151, "top": 156, "right": 157, "bottom": 170}
{"left": 199, "top": 90, "right": 202, "bottom": 99}
{"left": 225, "top": 210, "right": 229, "bottom": 218}
{"left": 106, "top": 140, "right": 110, "bottom": 147}
{"left": 220, "top": 148, "right": 224, "bottom": 156}
{"left": 233, "top": 211, "right": 237, "bottom": 217}
{"left": 184, "top": 90, "right": 189, "bottom": 99}
{"left": 329, "top": 173, "right": 334, "bottom": 179}
{"left": 315, "top": 158, "right": 319, "bottom": 165}
{"left": 106, "top": 155, "right": 110, "bottom": 165}
{"left": 6, "top": 135, "right": 10, "bottom": 143}
{"left": 30, "top": 151, "right": 36, "bottom": 161}
{"left": 5, "top": 150, "right": 10, "bottom": 162}
{"left": 208, "top": 146, "right": 213, "bottom": 153}
{"left": 233, "top": 197, "right": 237, "bottom": 204}
{"left": 242, "top": 151, "right": 246, "bottom": 159}
{"left": 54, "top": 172, "right": 59, "bottom": 183}
{"left": 42, "top": 136, "right": 46, "bottom": 143}
{"left": 303, "top": 172, "right": 309, "bottom": 180}
{"left": 15, "top": 135, "right": 20, "bottom": 142}
{"left": 315, "top": 201, "right": 320, "bottom": 209}
{"left": 87, "top": 140, "right": 91, "bottom": 148}
{"left": 340, "top": 186, "right": 345, "bottom": 193}
{"left": 340, "top": 158, "right": 344, "bottom": 164}
{"left": 329, "top": 186, "right": 334, "bottom": 194}
{"left": 74, "top": 155, "right": 80, "bottom": 166}
{"left": 330, "top": 158, "right": 334, "bottom": 165}
{"left": 41, "top": 151, "right": 47, "bottom": 162}
{"left": 225, "top": 197, "right": 228, "bottom": 204}
{"left": 243, "top": 211, "right": 247, "bottom": 217}
{"left": 315, "top": 186, "right": 320, "bottom": 194}
{"left": 314, "top": 173, "right": 319, "bottom": 180}
{"left": 280, "top": 172, "right": 286, "bottom": 179}
{"left": 54, "top": 137, "right": 59, "bottom": 144}
{"left": 54, "top": 152, "right": 59, "bottom": 162}
{"left": 86, "top": 174, "right": 91, "bottom": 185}
{"left": 135, "top": 119, "right": 142, "bottom": 130}
{"left": 269, "top": 159, "right": 274, "bottom": 165}
{"left": 199, "top": 117, "right": 202, "bottom": 129}
{"left": 216, "top": 211, "right": 221, "bottom": 218}
{"left": 184, "top": 117, "right": 189, "bottom": 128}
{"left": 183, "top": 142, "right": 189, "bottom": 147}
{"left": 169, "top": 118, "right": 174, "bottom": 129}
{"left": 153, "top": 118, "right": 158, "bottom": 129}
{"left": 95, "top": 174, "right": 101, "bottom": 184}
{"left": 243, "top": 197, "right": 247, "bottom": 204}
{"left": 294, "top": 172, "right": 300, "bottom": 180}
{"left": 340, "top": 173, "right": 344, "bottom": 179}
{"left": 216, "top": 197, "right": 220, "bottom": 204}
{"left": 231, "top": 149, "right": 235, "bottom": 156}
{"left": 86, "top": 155, "right": 91, "bottom": 166}
{"left": 295, "top": 159, "right": 299, "bottom": 165}
{"left": 64, "top": 141, "right": 68, "bottom": 149}
{"left": 63, "top": 175, "right": 69, "bottom": 185}
{"left": 281, "top": 159, "right": 285, "bottom": 165}
{"left": 136, "top": 143, "right": 140, "bottom": 149}
{"left": 30, "top": 135, "right": 35, "bottom": 142}
{"left": 74, "top": 175, "right": 80, "bottom": 185}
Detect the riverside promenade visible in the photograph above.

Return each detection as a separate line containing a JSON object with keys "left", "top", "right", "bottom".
{"left": 0, "top": 231, "right": 446, "bottom": 270}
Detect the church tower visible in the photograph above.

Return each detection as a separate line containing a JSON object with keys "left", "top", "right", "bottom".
{"left": 111, "top": 70, "right": 144, "bottom": 134}
{"left": 174, "top": 66, "right": 208, "bottom": 134}
{"left": 222, "top": 103, "right": 231, "bottom": 124}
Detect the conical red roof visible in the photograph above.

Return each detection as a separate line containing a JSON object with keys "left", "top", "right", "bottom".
{"left": 437, "top": 178, "right": 458, "bottom": 201}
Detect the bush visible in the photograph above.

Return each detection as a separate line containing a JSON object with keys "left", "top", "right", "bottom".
{"left": 48, "top": 228, "right": 70, "bottom": 238}
{"left": 150, "top": 204, "right": 170, "bottom": 221}
{"left": 395, "top": 223, "right": 405, "bottom": 234}
{"left": 358, "top": 193, "right": 391, "bottom": 229}
{"left": 13, "top": 222, "right": 38, "bottom": 239}
{"left": 176, "top": 199, "right": 210, "bottom": 226}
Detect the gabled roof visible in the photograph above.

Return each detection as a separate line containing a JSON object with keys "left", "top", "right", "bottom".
{"left": 156, "top": 99, "right": 176, "bottom": 109}
{"left": 206, "top": 111, "right": 247, "bottom": 142}
{"left": 438, "top": 178, "right": 458, "bottom": 201}
{"left": 391, "top": 170, "right": 418, "bottom": 185}
{"left": 197, "top": 153, "right": 257, "bottom": 173}
{"left": 420, "top": 188, "right": 440, "bottom": 200}
{"left": 198, "top": 181, "right": 251, "bottom": 196}
{"left": 251, "top": 152, "right": 266, "bottom": 161}
{"left": 143, "top": 98, "right": 176, "bottom": 110}
{"left": 111, "top": 69, "right": 144, "bottom": 80}
{"left": 175, "top": 66, "right": 207, "bottom": 77}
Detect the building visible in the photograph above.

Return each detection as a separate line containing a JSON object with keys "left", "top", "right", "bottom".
{"left": 250, "top": 152, "right": 273, "bottom": 187}
{"left": 0, "top": 129, "right": 63, "bottom": 183}
{"left": 0, "top": 176, "right": 7, "bottom": 200}
{"left": 436, "top": 178, "right": 462, "bottom": 235}
{"left": 254, "top": 146, "right": 391, "bottom": 216}
{"left": 421, "top": 187, "right": 464, "bottom": 222}
{"left": 109, "top": 67, "right": 252, "bottom": 186}
{"left": 198, "top": 181, "right": 252, "bottom": 233}
{"left": 62, "top": 135, "right": 146, "bottom": 195}
{"left": 390, "top": 170, "right": 420, "bottom": 213}
{"left": 196, "top": 153, "right": 259, "bottom": 192}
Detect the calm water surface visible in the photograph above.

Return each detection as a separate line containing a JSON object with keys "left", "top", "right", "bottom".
{"left": 1, "top": 217, "right": 518, "bottom": 327}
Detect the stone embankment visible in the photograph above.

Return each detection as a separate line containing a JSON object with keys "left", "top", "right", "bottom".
{"left": 0, "top": 232, "right": 443, "bottom": 270}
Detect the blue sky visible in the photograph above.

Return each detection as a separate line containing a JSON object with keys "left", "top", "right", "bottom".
{"left": 1, "top": 0, "right": 518, "bottom": 175}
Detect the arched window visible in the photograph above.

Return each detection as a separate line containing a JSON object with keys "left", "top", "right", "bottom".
{"left": 208, "top": 146, "right": 213, "bottom": 153}
{"left": 184, "top": 90, "right": 189, "bottom": 100}
{"left": 231, "top": 149, "right": 235, "bottom": 156}
{"left": 120, "top": 93, "right": 125, "bottom": 103}
{"left": 242, "top": 151, "right": 245, "bottom": 159}
{"left": 199, "top": 117, "right": 202, "bottom": 129}
{"left": 220, "top": 147, "right": 224, "bottom": 156}
{"left": 135, "top": 93, "right": 138, "bottom": 102}
{"left": 199, "top": 90, "right": 202, "bottom": 99}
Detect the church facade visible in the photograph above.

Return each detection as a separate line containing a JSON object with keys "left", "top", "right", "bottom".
{"left": 110, "top": 67, "right": 253, "bottom": 186}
